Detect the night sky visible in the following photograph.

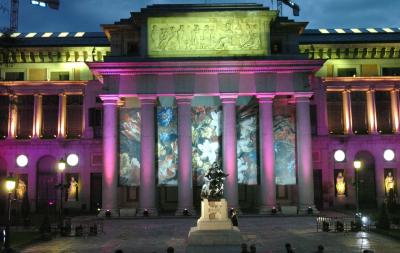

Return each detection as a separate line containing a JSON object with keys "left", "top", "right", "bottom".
{"left": 0, "top": 0, "right": 399, "bottom": 32}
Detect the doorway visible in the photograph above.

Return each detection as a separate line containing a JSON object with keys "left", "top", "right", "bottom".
{"left": 313, "top": 169, "right": 323, "bottom": 210}
{"left": 354, "top": 151, "right": 377, "bottom": 209}
{"left": 90, "top": 173, "right": 102, "bottom": 213}
{"left": 36, "top": 156, "right": 58, "bottom": 213}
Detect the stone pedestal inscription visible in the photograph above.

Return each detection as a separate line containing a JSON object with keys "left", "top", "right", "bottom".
{"left": 148, "top": 10, "right": 276, "bottom": 57}
{"left": 197, "top": 199, "right": 232, "bottom": 230}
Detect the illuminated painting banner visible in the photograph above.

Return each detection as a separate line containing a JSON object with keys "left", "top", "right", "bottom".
{"left": 237, "top": 115, "right": 258, "bottom": 185}
{"left": 273, "top": 101, "right": 296, "bottom": 185}
{"left": 119, "top": 108, "right": 141, "bottom": 186}
{"left": 148, "top": 10, "right": 275, "bottom": 58}
{"left": 192, "top": 106, "right": 222, "bottom": 185}
{"left": 157, "top": 107, "right": 178, "bottom": 186}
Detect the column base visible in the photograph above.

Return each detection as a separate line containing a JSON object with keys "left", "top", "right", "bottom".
{"left": 298, "top": 205, "right": 319, "bottom": 215}
{"left": 175, "top": 207, "right": 197, "bottom": 216}
{"left": 136, "top": 208, "right": 158, "bottom": 217}
{"left": 258, "top": 205, "right": 278, "bottom": 215}
{"left": 98, "top": 209, "right": 119, "bottom": 217}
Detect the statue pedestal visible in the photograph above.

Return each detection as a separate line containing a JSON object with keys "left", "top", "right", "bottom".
{"left": 186, "top": 199, "right": 243, "bottom": 253}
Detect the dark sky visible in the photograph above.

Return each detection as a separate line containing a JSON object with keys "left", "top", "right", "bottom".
{"left": 1, "top": 0, "right": 399, "bottom": 32}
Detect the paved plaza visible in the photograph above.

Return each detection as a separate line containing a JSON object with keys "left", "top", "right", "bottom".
{"left": 21, "top": 216, "right": 400, "bottom": 253}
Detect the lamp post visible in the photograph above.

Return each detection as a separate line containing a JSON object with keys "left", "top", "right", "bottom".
{"left": 4, "top": 175, "right": 16, "bottom": 251}
{"left": 57, "top": 158, "right": 66, "bottom": 228}
{"left": 353, "top": 160, "right": 362, "bottom": 214}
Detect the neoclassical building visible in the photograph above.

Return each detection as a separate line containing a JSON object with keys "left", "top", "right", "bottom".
{"left": 0, "top": 4, "right": 399, "bottom": 216}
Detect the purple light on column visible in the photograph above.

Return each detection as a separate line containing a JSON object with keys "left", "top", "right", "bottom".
{"left": 100, "top": 95, "right": 120, "bottom": 212}
{"left": 177, "top": 96, "right": 193, "bottom": 212}
{"left": 257, "top": 94, "right": 276, "bottom": 210}
{"left": 221, "top": 95, "right": 238, "bottom": 209}
{"left": 139, "top": 96, "right": 157, "bottom": 214}
{"left": 295, "top": 94, "right": 315, "bottom": 209}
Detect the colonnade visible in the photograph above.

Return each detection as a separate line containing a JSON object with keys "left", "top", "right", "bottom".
{"left": 100, "top": 93, "right": 316, "bottom": 216}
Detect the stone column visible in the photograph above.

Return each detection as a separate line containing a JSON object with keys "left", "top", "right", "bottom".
{"left": 99, "top": 95, "right": 120, "bottom": 216}
{"left": 57, "top": 93, "right": 67, "bottom": 138}
{"left": 7, "top": 95, "right": 17, "bottom": 139}
{"left": 295, "top": 94, "right": 318, "bottom": 213}
{"left": 342, "top": 90, "right": 353, "bottom": 134}
{"left": 138, "top": 96, "right": 158, "bottom": 216}
{"left": 221, "top": 95, "right": 238, "bottom": 210}
{"left": 366, "top": 89, "right": 378, "bottom": 134}
{"left": 175, "top": 96, "right": 195, "bottom": 216}
{"left": 257, "top": 94, "right": 276, "bottom": 213}
{"left": 390, "top": 89, "right": 399, "bottom": 134}
{"left": 33, "top": 94, "right": 43, "bottom": 139}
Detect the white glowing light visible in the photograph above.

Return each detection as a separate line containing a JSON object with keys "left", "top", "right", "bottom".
{"left": 319, "top": 29, "right": 330, "bottom": 34}
{"left": 350, "top": 28, "right": 362, "bottom": 33}
{"left": 383, "top": 149, "right": 395, "bottom": 162}
{"left": 16, "top": 155, "right": 28, "bottom": 167}
{"left": 42, "top": 32, "right": 53, "bottom": 37}
{"left": 67, "top": 154, "right": 79, "bottom": 166}
{"left": 58, "top": 32, "right": 69, "bottom": 37}
{"left": 334, "top": 150, "right": 345, "bottom": 162}
{"left": 335, "top": 29, "right": 346, "bottom": 34}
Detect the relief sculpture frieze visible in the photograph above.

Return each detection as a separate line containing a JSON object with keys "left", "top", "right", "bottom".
{"left": 147, "top": 11, "right": 275, "bottom": 57}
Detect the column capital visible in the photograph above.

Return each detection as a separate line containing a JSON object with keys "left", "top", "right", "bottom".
{"left": 138, "top": 95, "right": 157, "bottom": 105}
{"left": 294, "top": 92, "right": 313, "bottom": 102}
{"left": 176, "top": 95, "right": 193, "bottom": 105}
{"left": 220, "top": 94, "right": 237, "bottom": 104}
{"left": 257, "top": 94, "right": 275, "bottom": 103}
{"left": 99, "top": 95, "right": 121, "bottom": 105}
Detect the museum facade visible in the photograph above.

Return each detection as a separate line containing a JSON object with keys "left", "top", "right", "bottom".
{"left": 0, "top": 4, "right": 399, "bottom": 216}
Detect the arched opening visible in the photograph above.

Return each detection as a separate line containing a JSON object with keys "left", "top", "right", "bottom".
{"left": 354, "top": 151, "right": 377, "bottom": 210}
{"left": 0, "top": 156, "right": 8, "bottom": 215}
{"left": 36, "top": 155, "right": 58, "bottom": 213}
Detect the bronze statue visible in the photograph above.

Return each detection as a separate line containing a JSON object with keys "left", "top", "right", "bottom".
{"left": 201, "top": 161, "right": 228, "bottom": 201}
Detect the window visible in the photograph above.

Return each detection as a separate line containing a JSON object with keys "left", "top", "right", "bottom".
{"left": 337, "top": 68, "right": 357, "bottom": 77}
{"left": 50, "top": 71, "right": 69, "bottom": 81}
{"left": 5, "top": 72, "right": 24, "bottom": 81}
{"left": 126, "top": 41, "right": 139, "bottom": 56}
{"left": 16, "top": 95, "right": 34, "bottom": 139}
{"left": 375, "top": 91, "right": 392, "bottom": 134}
{"left": 327, "top": 91, "right": 344, "bottom": 134}
{"left": 382, "top": 68, "right": 400, "bottom": 76}
{"left": 351, "top": 91, "right": 368, "bottom": 135}
{"left": 0, "top": 96, "right": 9, "bottom": 139}
{"left": 41, "top": 95, "right": 59, "bottom": 139}
{"left": 89, "top": 108, "right": 102, "bottom": 139}
{"left": 66, "top": 95, "right": 83, "bottom": 139}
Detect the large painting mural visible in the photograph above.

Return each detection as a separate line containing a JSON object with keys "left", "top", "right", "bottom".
{"left": 273, "top": 101, "right": 296, "bottom": 185}
{"left": 157, "top": 107, "right": 178, "bottom": 186}
{"left": 147, "top": 10, "right": 275, "bottom": 58}
{"left": 237, "top": 114, "right": 258, "bottom": 185}
{"left": 192, "top": 106, "right": 222, "bottom": 185}
{"left": 119, "top": 108, "right": 141, "bottom": 186}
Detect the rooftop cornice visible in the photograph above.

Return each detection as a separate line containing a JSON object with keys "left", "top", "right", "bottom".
{"left": 87, "top": 59, "right": 325, "bottom": 75}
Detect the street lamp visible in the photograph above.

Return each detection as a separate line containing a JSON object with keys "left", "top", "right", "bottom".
{"left": 4, "top": 175, "right": 16, "bottom": 251}
{"left": 57, "top": 158, "right": 67, "bottom": 229}
{"left": 353, "top": 160, "right": 362, "bottom": 214}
